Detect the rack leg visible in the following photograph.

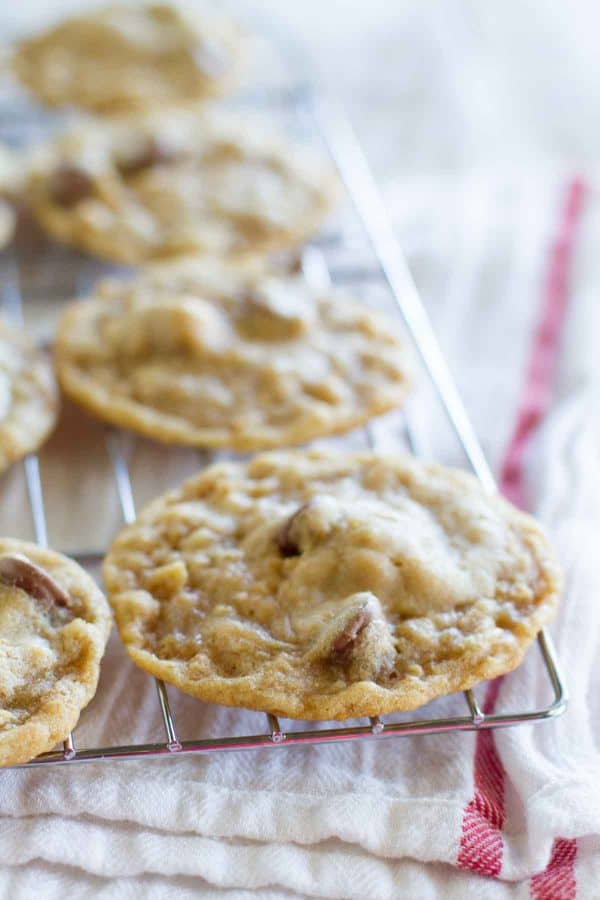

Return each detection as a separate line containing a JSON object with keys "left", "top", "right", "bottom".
{"left": 106, "top": 427, "right": 182, "bottom": 750}
{"left": 267, "top": 714, "right": 285, "bottom": 743}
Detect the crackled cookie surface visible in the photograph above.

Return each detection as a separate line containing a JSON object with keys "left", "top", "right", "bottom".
{"left": 0, "top": 539, "right": 111, "bottom": 766}
{"left": 0, "top": 319, "right": 58, "bottom": 474}
{"left": 26, "top": 108, "right": 336, "bottom": 263}
{"left": 103, "top": 451, "right": 561, "bottom": 720}
{"left": 13, "top": 3, "right": 244, "bottom": 115}
{"left": 55, "top": 258, "right": 410, "bottom": 449}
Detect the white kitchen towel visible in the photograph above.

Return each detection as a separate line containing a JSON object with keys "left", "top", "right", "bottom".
{"left": 0, "top": 167, "right": 596, "bottom": 899}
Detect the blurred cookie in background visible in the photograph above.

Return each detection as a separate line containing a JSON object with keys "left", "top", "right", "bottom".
{"left": 54, "top": 255, "right": 411, "bottom": 450}
{"left": 0, "top": 318, "right": 59, "bottom": 475}
{"left": 11, "top": 3, "right": 245, "bottom": 116}
{"left": 25, "top": 107, "right": 338, "bottom": 263}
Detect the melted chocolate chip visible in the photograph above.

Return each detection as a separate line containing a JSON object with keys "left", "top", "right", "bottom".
{"left": 276, "top": 503, "right": 310, "bottom": 557}
{"left": 50, "top": 165, "right": 94, "bottom": 207}
{"left": 116, "top": 139, "right": 180, "bottom": 176}
{"left": 331, "top": 607, "right": 372, "bottom": 656}
{"left": 0, "top": 554, "right": 69, "bottom": 607}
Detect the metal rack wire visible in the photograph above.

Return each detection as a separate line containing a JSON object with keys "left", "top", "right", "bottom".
{"left": 0, "top": 81, "right": 566, "bottom": 768}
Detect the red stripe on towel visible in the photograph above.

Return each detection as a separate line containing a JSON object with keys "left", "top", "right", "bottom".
{"left": 530, "top": 838, "right": 577, "bottom": 900}
{"left": 500, "top": 177, "right": 585, "bottom": 508}
{"left": 457, "top": 176, "right": 585, "bottom": 880}
{"left": 457, "top": 680, "right": 505, "bottom": 875}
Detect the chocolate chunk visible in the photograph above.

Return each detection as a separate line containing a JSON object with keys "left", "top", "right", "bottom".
{"left": 276, "top": 503, "right": 310, "bottom": 557}
{"left": 50, "top": 165, "right": 94, "bottom": 207}
{"left": 0, "top": 554, "right": 69, "bottom": 607}
{"left": 116, "top": 139, "right": 180, "bottom": 176}
{"left": 331, "top": 607, "right": 372, "bottom": 656}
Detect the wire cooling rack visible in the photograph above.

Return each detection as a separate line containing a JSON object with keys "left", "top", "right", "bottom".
{"left": 0, "top": 69, "right": 566, "bottom": 767}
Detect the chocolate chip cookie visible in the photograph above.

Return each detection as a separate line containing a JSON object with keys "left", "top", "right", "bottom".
{"left": 103, "top": 451, "right": 561, "bottom": 720}
{"left": 54, "top": 257, "right": 411, "bottom": 450}
{"left": 12, "top": 3, "right": 244, "bottom": 115}
{"left": 0, "top": 539, "right": 111, "bottom": 766}
{"left": 25, "top": 108, "right": 337, "bottom": 262}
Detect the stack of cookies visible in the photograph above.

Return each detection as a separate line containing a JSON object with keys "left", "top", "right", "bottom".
{"left": 0, "top": 3, "right": 562, "bottom": 764}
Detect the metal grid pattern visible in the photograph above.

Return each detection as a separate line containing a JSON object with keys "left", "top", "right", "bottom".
{"left": 0, "top": 84, "right": 566, "bottom": 768}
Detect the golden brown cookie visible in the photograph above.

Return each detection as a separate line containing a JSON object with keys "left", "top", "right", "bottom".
{"left": 0, "top": 539, "right": 111, "bottom": 766}
{"left": 0, "top": 319, "right": 58, "bottom": 474}
{"left": 54, "top": 257, "right": 411, "bottom": 450}
{"left": 25, "top": 108, "right": 337, "bottom": 263}
{"left": 12, "top": 3, "right": 244, "bottom": 115}
{"left": 103, "top": 451, "right": 561, "bottom": 721}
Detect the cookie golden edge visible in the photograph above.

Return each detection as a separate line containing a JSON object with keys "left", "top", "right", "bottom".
{"left": 0, "top": 538, "right": 112, "bottom": 766}
{"left": 102, "top": 455, "right": 562, "bottom": 721}
{"left": 0, "top": 321, "right": 59, "bottom": 475}
{"left": 54, "top": 293, "right": 412, "bottom": 451}
{"left": 12, "top": 56, "right": 242, "bottom": 119}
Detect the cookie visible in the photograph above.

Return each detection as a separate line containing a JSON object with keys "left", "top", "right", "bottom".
{"left": 102, "top": 451, "right": 561, "bottom": 721}
{"left": 0, "top": 319, "right": 59, "bottom": 474}
{"left": 12, "top": 3, "right": 244, "bottom": 115}
{"left": 25, "top": 108, "right": 337, "bottom": 263}
{"left": 54, "top": 257, "right": 410, "bottom": 450}
{"left": 0, "top": 539, "right": 111, "bottom": 766}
